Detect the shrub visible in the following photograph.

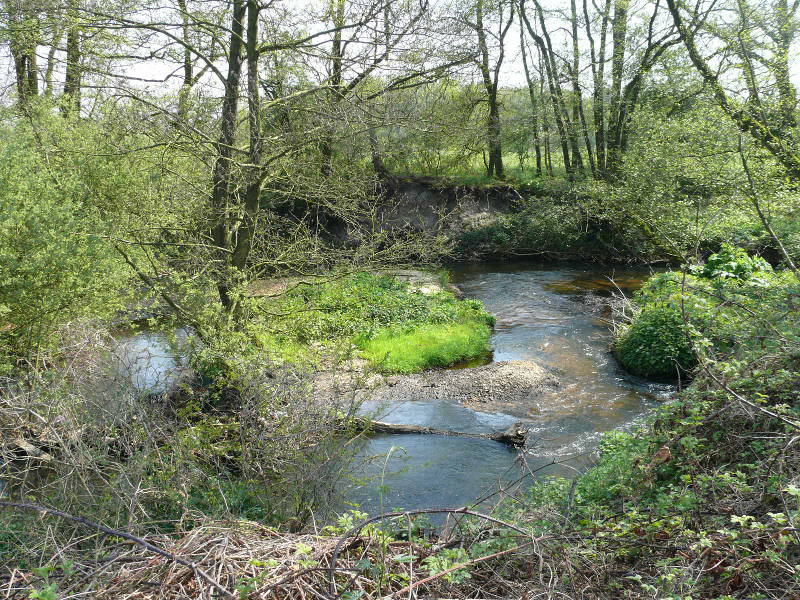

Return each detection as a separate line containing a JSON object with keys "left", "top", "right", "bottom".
{"left": 614, "top": 303, "right": 697, "bottom": 380}
{"left": 692, "top": 243, "right": 772, "bottom": 282}
{"left": 614, "top": 259, "right": 794, "bottom": 380}
{"left": 0, "top": 130, "right": 127, "bottom": 369}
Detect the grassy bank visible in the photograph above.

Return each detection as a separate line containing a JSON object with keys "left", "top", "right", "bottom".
{"left": 246, "top": 271, "right": 494, "bottom": 373}
{"left": 356, "top": 320, "right": 492, "bottom": 373}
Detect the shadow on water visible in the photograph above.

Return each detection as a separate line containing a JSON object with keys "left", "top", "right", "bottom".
{"left": 345, "top": 261, "right": 675, "bottom": 514}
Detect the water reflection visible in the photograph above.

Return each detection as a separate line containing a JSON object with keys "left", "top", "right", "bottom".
{"left": 113, "top": 328, "right": 190, "bottom": 393}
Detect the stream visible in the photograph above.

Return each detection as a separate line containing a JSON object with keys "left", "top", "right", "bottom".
{"left": 113, "top": 263, "right": 675, "bottom": 517}
{"left": 345, "top": 262, "right": 675, "bottom": 513}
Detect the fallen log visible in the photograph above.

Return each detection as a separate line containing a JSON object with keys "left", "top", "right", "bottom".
{"left": 368, "top": 420, "right": 530, "bottom": 447}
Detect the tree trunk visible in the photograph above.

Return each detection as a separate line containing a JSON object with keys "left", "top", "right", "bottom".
{"left": 365, "top": 420, "right": 531, "bottom": 447}
{"left": 571, "top": 0, "right": 595, "bottom": 175}
{"left": 539, "top": 52, "right": 554, "bottom": 176}
{"left": 772, "top": 0, "right": 797, "bottom": 131}
{"left": 520, "top": 30, "right": 542, "bottom": 176}
{"left": 566, "top": 0, "right": 588, "bottom": 174}
{"left": 177, "top": 0, "right": 192, "bottom": 120}
{"left": 44, "top": 22, "right": 62, "bottom": 98}
{"left": 62, "top": 0, "right": 82, "bottom": 116}
{"left": 210, "top": 0, "right": 246, "bottom": 309}
{"left": 369, "top": 126, "right": 390, "bottom": 177}
{"left": 476, "top": 0, "right": 505, "bottom": 179}
{"left": 321, "top": 0, "right": 346, "bottom": 176}
{"left": 7, "top": 1, "right": 40, "bottom": 107}
{"left": 487, "top": 95, "right": 504, "bottom": 178}
{"left": 606, "top": 0, "right": 628, "bottom": 175}
{"left": 521, "top": 0, "right": 573, "bottom": 175}
{"left": 230, "top": 0, "right": 264, "bottom": 275}
{"left": 584, "top": 0, "right": 611, "bottom": 175}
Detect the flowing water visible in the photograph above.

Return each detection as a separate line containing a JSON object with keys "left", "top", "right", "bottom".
{"left": 113, "top": 263, "right": 675, "bottom": 516}
{"left": 345, "top": 262, "right": 675, "bottom": 513}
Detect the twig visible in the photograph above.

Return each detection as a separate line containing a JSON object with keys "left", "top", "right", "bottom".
{"left": 383, "top": 540, "right": 534, "bottom": 599}
{"left": 0, "top": 501, "right": 235, "bottom": 598}
{"left": 329, "top": 507, "right": 539, "bottom": 597}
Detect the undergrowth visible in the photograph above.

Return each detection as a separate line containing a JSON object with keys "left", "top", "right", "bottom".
{"left": 613, "top": 245, "right": 792, "bottom": 380}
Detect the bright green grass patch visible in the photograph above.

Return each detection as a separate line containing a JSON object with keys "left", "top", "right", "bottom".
{"left": 243, "top": 271, "right": 495, "bottom": 373}
{"left": 356, "top": 319, "right": 492, "bottom": 373}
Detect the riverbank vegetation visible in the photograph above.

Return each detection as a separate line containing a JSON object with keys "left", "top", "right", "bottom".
{"left": 0, "top": 0, "right": 799, "bottom": 596}
{"left": 248, "top": 272, "right": 494, "bottom": 372}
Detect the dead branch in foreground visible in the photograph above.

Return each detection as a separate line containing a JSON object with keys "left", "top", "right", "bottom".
{"left": 0, "top": 501, "right": 545, "bottom": 600}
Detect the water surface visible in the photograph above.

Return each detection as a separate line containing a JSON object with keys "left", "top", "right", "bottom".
{"left": 346, "top": 262, "right": 674, "bottom": 512}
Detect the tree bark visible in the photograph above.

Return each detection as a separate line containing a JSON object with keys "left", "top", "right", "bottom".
{"left": 62, "top": 0, "right": 82, "bottom": 116}
{"left": 210, "top": 0, "right": 246, "bottom": 308}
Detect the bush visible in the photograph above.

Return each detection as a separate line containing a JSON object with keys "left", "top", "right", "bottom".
{"left": 614, "top": 250, "right": 794, "bottom": 380}
{"left": 0, "top": 126, "right": 127, "bottom": 368}
{"left": 691, "top": 242, "right": 772, "bottom": 282}
{"left": 614, "top": 302, "right": 697, "bottom": 380}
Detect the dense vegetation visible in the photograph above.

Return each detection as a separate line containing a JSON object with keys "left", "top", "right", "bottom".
{"left": 247, "top": 272, "right": 494, "bottom": 372}
{"left": 0, "top": 0, "right": 798, "bottom": 597}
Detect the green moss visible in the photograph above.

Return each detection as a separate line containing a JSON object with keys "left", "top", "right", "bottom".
{"left": 356, "top": 319, "right": 492, "bottom": 373}
{"left": 246, "top": 271, "right": 495, "bottom": 373}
